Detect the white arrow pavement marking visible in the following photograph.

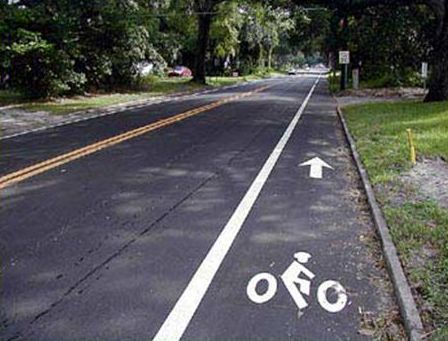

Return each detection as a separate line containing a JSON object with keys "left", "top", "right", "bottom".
{"left": 152, "top": 75, "right": 321, "bottom": 341}
{"left": 299, "top": 157, "right": 333, "bottom": 179}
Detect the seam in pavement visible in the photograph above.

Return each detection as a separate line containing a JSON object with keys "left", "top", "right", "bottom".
{"left": 10, "top": 119, "right": 270, "bottom": 341}
{"left": 336, "top": 105, "right": 424, "bottom": 341}
{"left": 4, "top": 173, "right": 216, "bottom": 341}
{"left": 0, "top": 79, "right": 268, "bottom": 141}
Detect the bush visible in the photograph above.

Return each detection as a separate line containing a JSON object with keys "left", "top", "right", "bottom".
{"left": 8, "top": 29, "right": 86, "bottom": 98}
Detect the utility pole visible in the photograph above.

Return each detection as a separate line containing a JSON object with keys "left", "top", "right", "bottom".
{"left": 339, "top": 15, "right": 348, "bottom": 91}
{"left": 339, "top": 0, "right": 352, "bottom": 91}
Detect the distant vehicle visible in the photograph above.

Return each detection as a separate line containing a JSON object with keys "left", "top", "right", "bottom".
{"left": 168, "top": 66, "right": 192, "bottom": 77}
{"left": 288, "top": 69, "right": 298, "bottom": 75}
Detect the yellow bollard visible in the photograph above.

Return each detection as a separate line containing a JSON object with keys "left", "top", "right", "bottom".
{"left": 406, "top": 129, "right": 417, "bottom": 166}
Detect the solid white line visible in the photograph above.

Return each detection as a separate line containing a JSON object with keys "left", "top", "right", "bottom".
{"left": 152, "top": 75, "right": 321, "bottom": 341}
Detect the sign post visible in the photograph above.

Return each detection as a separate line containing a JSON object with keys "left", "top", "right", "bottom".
{"left": 421, "top": 62, "right": 428, "bottom": 90}
{"left": 339, "top": 51, "right": 350, "bottom": 90}
{"left": 352, "top": 69, "right": 359, "bottom": 90}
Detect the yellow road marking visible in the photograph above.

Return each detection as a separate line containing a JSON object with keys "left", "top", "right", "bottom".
{"left": 0, "top": 86, "right": 269, "bottom": 190}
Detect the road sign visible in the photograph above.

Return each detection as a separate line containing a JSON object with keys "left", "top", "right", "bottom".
{"left": 421, "top": 62, "right": 428, "bottom": 79}
{"left": 339, "top": 51, "right": 350, "bottom": 64}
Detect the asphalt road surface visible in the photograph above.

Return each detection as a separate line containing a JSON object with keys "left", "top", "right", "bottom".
{"left": 1, "top": 76, "right": 395, "bottom": 340}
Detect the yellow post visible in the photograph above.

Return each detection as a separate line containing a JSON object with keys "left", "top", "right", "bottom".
{"left": 406, "top": 129, "right": 417, "bottom": 166}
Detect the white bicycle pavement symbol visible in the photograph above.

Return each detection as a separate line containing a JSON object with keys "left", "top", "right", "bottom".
{"left": 247, "top": 252, "right": 348, "bottom": 315}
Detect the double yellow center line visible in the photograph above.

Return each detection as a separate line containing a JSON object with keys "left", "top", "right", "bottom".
{"left": 0, "top": 86, "right": 269, "bottom": 190}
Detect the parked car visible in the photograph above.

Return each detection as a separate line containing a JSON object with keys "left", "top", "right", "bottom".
{"left": 288, "top": 69, "right": 298, "bottom": 75}
{"left": 168, "top": 66, "right": 192, "bottom": 77}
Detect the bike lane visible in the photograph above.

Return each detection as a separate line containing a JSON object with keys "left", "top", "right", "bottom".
{"left": 179, "top": 80, "right": 397, "bottom": 340}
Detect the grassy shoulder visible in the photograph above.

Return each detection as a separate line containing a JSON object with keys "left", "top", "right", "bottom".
{"left": 343, "top": 100, "right": 448, "bottom": 339}
{"left": 328, "top": 71, "right": 424, "bottom": 94}
{"left": 0, "top": 72, "right": 279, "bottom": 115}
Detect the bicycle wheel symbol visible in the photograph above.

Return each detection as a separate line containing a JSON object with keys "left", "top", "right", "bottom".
{"left": 246, "top": 273, "right": 277, "bottom": 304}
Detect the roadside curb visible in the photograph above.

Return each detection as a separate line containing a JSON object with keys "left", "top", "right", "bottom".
{"left": 336, "top": 105, "right": 424, "bottom": 341}
{"left": 0, "top": 78, "right": 268, "bottom": 141}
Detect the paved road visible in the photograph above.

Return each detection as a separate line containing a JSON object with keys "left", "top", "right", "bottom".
{"left": 1, "top": 76, "right": 394, "bottom": 340}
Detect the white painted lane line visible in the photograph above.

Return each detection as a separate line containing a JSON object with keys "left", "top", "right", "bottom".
{"left": 153, "top": 75, "right": 321, "bottom": 341}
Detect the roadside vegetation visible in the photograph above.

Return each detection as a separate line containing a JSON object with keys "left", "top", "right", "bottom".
{"left": 0, "top": 72, "right": 281, "bottom": 115}
{"left": 0, "top": 78, "right": 204, "bottom": 112}
{"left": 0, "top": 1, "right": 322, "bottom": 100}
{"left": 344, "top": 100, "right": 448, "bottom": 339}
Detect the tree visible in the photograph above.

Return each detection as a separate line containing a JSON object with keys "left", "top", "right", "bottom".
{"left": 0, "top": 0, "right": 87, "bottom": 97}
{"left": 349, "top": 4, "right": 434, "bottom": 85}
{"left": 308, "top": 0, "right": 448, "bottom": 101}
{"left": 262, "top": 7, "right": 294, "bottom": 69}
{"left": 192, "top": 0, "right": 225, "bottom": 83}
{"left": 238, "top": 3, "right": 295, "bottom": 71}
{"left": 1, "top": 0, "right": 161, "bottom": 97}
{"left": 352, "top": 0, "right": 447, "bottom": 101}
{"left": 155, "top": 0, "right": 197, "bottom": 68}
{"left": 210, "top": 1, "right": 244, "bottom": 68}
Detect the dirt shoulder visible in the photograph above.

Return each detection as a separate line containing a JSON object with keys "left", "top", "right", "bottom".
{"left": 336, "top": 87, "right": 427, "bottom": 107}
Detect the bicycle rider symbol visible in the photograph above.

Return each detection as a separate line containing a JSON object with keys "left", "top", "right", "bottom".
{"left": 246, "top": 252, "right": 348, "bottom": 314}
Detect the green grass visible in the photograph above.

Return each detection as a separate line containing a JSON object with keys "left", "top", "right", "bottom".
{"left": 344, "top": 100, "right": 448, "bottom": 337}
{"left": 328, "top": 72, "right": 422, "bottom": 94}
{"left": 344, "top": 101, "right": 448, "bottom": 184}
{"left": 0, "top": 89, "right": 29, "bottom": 106}
{"left": 2, "top": 74, "right": 275, "bottom": 115}
{"left": 206, "top": 71, "right": 283, "bottom": 87}
{"left": 21, "top": 93, "right": 155, "bottom": 115}
{"left": 18, "top": 78, "right": 205, "bottom": 115}
{"left": 328, "top": 71, "right": 341, "bottom": 93}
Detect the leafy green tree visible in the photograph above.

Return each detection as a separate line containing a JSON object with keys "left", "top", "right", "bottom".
{"left": 73, "top": 0, "right": 158, "bottom": 89}
{"left": 307, "top": 0, "right": 448, "bottom": 101}
{"left": 1, "top": 0, "right": 161, "bottom": 97}
{"left": 1, "top": 1, "right": 86, "bottom": 97}
{"left": 262, "top": 7, "right": 294, "bottom": 69}
{"left": 210, "top": 1, "right": 244, "bottom": 62}
{"left": 239, "top": 3, "right": 294, "bottom": 70}
{"left": 155, "top": 0, "right": 197, "bottom": 67}
{"left": 349, "top": 4, "right": 434, "bottom": 86}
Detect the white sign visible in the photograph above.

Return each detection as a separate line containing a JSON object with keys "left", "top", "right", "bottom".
{"left": 247, "top": 252, "right": 348, "bottom": 315}
{"left": 339, "top": 51, "right": 350, "bottom": 64}
{"left": 299, "top": 157, "right": 333, "bottom": 179}
{"left": 422, "top": 62, "right": 428, "bottom": 79}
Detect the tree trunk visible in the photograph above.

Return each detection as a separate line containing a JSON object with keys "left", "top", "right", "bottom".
{"left": 268, "top": 47, "right": 273, "bottom": 69}
{"left": 258, "top": 44, "right": 264, "bottom": 68}
{"left": 425, "top": 5, "right": 448, "bottom": 102}
{"left": 192, "top": 12, "right": 212, "bottom": 84}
